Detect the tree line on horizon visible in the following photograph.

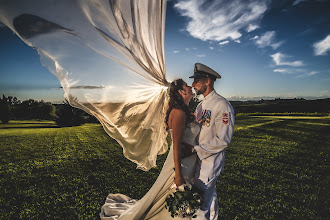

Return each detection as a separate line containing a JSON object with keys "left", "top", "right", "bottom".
{"left": 231, "top": 98, "right": 330, "bottom": 114}
{"left": 0, "top": 95, "right": 96, "bottom": 126}
{"left": 1, "top": 95, "right": 329, "bottom": 125}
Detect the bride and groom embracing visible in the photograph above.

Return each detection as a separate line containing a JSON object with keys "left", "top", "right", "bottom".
{"left": 101, "top": 63, "right": 235, "bottom": 220}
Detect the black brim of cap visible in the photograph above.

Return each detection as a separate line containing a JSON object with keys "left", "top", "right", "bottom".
{"left": 189, "top": 72, "right": 208, "bottom": 79}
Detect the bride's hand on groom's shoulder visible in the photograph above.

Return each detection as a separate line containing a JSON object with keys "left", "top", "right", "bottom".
{"left": 181, "top": 142, "right": 194, "bottom": 159}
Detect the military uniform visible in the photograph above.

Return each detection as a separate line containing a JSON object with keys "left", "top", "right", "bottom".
{"left": 190, "top": 63, "right": 235, "bottom": 220}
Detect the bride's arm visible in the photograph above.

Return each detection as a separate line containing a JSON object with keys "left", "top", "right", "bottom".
{"left": 170, "top": 109, "right": 186, "bottom": 187}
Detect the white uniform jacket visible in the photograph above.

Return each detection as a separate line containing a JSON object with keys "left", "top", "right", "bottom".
{"left": 194, "top": 90, "right": 235, "bottom": 180}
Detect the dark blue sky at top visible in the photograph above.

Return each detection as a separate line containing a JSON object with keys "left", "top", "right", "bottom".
{"left": 164, "top": 0, "right": 330, "bottom": 100}
{"left": 0, "top": 0, "right": 329, "bottom": 102}
{"left": 263, "top": 1, "right": 329, "bottom": 54}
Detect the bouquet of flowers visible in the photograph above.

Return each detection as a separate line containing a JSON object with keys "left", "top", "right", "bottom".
{"left": 165, "top": 183, "right": 203, "bottom": 218}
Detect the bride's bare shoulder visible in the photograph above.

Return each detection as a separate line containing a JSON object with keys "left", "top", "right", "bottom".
{"left": 169, "top": 108, "right": 186, "bottom": 119}
{"left": 168, "top": 108, "right": 186, "bottom": 129}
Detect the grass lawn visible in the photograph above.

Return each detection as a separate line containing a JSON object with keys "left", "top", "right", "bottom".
{"left": 0, "top": 116, "right": 329, "bottom": 219}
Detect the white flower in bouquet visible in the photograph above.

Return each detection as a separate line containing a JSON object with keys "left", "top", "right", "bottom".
{"left": 165, "top": 184, "right": 203, "bottom": 218}
{"left": 178, "top": 183, "right": 192, "bottom": 191}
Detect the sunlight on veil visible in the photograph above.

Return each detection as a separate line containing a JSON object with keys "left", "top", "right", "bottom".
{"left": 0, "top": 0, "right": 169, "bottom": 170}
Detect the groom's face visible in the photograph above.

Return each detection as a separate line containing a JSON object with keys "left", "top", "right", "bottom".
{"left": 192, "top": 77, "right": 207, "bottom": 95}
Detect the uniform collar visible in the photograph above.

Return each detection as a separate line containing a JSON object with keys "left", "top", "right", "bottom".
{"left": 204, "top": 90, "right": 216, "bottom": 101}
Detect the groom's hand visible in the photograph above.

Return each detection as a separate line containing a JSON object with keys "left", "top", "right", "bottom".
{"left": 181, "top": 142, "right": 194, "bottom": 159}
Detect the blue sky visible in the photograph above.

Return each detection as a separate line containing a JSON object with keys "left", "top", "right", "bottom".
{"left": 1, "top": 0, "right": 330, "bottom": 102}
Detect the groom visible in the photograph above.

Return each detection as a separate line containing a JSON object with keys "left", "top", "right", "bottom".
{"left": 183, "top": 63, "right": 235, "bottom": 219}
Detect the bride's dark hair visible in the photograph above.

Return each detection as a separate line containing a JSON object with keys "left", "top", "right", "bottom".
{"left": 165, "top": 79, "right": 195, "bottom": 129}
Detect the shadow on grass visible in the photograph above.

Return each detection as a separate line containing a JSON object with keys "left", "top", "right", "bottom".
{"left": 0, "top": 125, "right": 60, "bottom": 129}
{"left": 2, "top": 122, "right": 55, "bottom": 125}
{"left": 0, "top": 122, "right": 59, "bottom": 129}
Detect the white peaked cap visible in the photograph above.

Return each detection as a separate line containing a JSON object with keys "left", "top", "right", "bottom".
{"left": 189, "top": 63, "right": 221, "bottom": 79}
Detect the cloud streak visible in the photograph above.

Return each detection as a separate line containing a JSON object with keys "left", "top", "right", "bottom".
{"left": 297, "top": 71, "right": 319, "bottom": 78}
{"left": 246, "top": 24, "right": 259, "bottom": 32}
{"left": 174, "top": 0, "right": 270, "bottom": 42}
{"left": 313, "top": 34, "right": 330, "bottom": 56}
{"left": 292, "top": 0, "right": 305, "bottom": 5}
{"left": 219, "top": 40, "right": 229, "bottom": 45}
{"left": 60, "top": 85, "right": 106, "bottom": 89}
{"left": 273, "top": 68, "right": 305, "bottom": 74}
{"left": 251, "top": 35, "right": 259, "bottom": 40}
{"left": 273, "top": 69, "right": 296, "bottom": 74}
{"left": 271, "top": 53, "right": 304, "bottom": 67}
{"left": 254, "top": 31, "right": 283, "bottom": 49}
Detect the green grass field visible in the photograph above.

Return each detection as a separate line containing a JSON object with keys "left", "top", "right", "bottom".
{"left": 1, "top": 116, "right": 329, "bottom": 219}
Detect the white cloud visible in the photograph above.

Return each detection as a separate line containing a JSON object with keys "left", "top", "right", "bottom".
{"left": 219, "top": 40, "right": 229, "bottom": 45}
{"left": 255, "top": 31, "right": 282, "bottom": 49}
{"left": 271, "top": 52, "right": 304, "bottom": 67}
{"left": 251, "top": 35, "right": 259, "bottom": 40}
{"left": 274, "top": 69, "right": 293, "bottom": 74}
{"left": 234, "top": 39, "right": 241, "bottom": 43}
{"left": 173, "top": 50, "right": 180, "bottom": 54}
{"left": 297, "top": 71, "right": 319, "bottom": 78}
{"left": 308, "top": 71, "right": 318, "bottom": 76}
{"left": 174, "top": 0, "right": 270, "bottom": 42}
{"left": 246, "top": 24, "right": 259, "bottom": 32}
{"left": 293, "top": 0, "right": 328, "bottom": 6}
{"left": 273, "top": 69, "right": 287, "bottom": 73}
{"left": 192, "top": 47, "right": 198, "bottom": 50}
{"left": 292, "top": 0, "right": 305, "bottom": 5}
{"left": 273, "top": 68, "right": 319, "bottom": 78}
{"left": 186, "top": 48, "right": 190, "bottom": 51}
{"left": 209, "top": 47, "right": 214, "bottom": 50}
{"left": 271, "top": 41, "right": 284, "bottom": 49}
{"left": 197, "top": 54, "right": 206, "bottom": 57}
{"left": 313, "top": 34, "right": 330, "bottom": 56}
{"left": 273, "top": 68, "right": 305, "bottom": 74}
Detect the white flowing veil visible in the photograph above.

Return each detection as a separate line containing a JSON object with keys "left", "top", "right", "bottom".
{"left": 0, "top": 0, "right": 170, "bottom": 171}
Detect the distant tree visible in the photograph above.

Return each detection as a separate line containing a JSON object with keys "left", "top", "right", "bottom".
{"left": 32, "top": 100, "right": 56, "bottom": 120}
{"left": 55, "top": 100, "right": 85, "bottom": 127}
{"left": 7, "top": 96, "right": 21, "bottom": 106}
{"left": 41, "top": 102, "right": 57, "bottom": 120}
{"left": 0, "top": 95, "right": 10, "bottom": 123}
{"left": 11, "top": 99, "right": 56, "bottom": 120}
{"left": 6, "top": 96, "right": 20, "bottom": 119}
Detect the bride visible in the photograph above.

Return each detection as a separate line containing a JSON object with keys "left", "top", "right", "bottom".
{"left": 100, "top": 79, "right": 200, "bottom": 219}
{"left": 0, "top": 1, "right": 202, "bottom": 219}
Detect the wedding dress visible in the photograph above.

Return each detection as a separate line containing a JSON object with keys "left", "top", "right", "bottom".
{"left": 0, "top": 0, "right": 169, "bottom": 171}
{"left": 0, "top": 1, "right": 203, "bottom": 218}
{"left": 100, "top": 122, "right": 200, "bottom": 220}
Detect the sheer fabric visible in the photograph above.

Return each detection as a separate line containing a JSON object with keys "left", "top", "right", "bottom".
{"left": 0, "top": 0, "right": 169, "bottom": 170}
{"left": 100, "top": 122, "right": 200, "bottom": 219}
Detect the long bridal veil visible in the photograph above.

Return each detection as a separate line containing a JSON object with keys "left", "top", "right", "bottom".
{"left": 0, "top": 0, "right": 169, "bottom": 171}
